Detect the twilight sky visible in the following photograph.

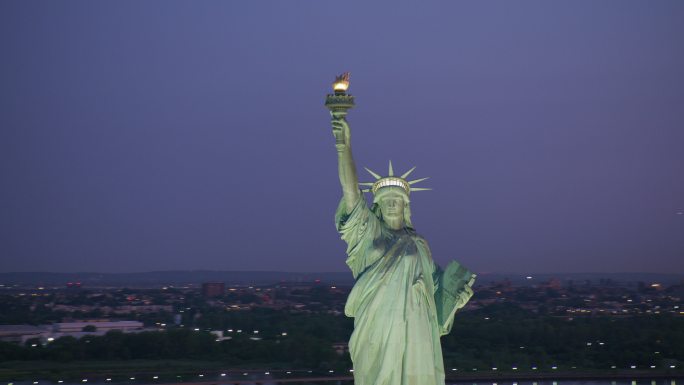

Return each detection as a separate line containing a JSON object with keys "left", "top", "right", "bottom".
{"left": 1, "top": 1, "right": 683, "bottom": 274}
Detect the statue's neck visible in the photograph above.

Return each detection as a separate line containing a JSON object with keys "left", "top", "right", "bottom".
{"left": 384, "top": 217, "right": 404, "bottom": 230}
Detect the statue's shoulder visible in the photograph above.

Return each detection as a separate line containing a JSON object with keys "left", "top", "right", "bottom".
{"left": 407, "top": 230, "right": 429, "bottom": 244}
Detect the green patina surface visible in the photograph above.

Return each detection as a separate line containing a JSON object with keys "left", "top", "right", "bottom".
{"left": 327, "top": 75, "right": 475, "bottom": 385}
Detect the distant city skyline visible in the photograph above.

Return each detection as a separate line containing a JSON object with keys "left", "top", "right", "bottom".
{"left": 1, "top": 1, "right": 683, "bottom": 274}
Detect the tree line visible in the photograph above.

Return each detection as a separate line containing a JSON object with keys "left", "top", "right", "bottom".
{"left": 0, "top": 304, "right": 682, "bottom": 371}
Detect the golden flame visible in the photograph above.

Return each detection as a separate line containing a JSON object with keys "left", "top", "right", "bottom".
{"left": 332, "top": 72, "right": 350, "bottom": 92}
{"left": 333, "top": 80, "right": 349, "bottom": 91}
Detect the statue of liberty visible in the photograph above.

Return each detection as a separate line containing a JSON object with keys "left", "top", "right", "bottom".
{"left": 326, "top": 73, "right": 476, "bottom": 385}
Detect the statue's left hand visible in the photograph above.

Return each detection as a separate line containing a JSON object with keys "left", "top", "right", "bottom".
{"left": 456, "top": 285, "right": 474, "bottom": 308}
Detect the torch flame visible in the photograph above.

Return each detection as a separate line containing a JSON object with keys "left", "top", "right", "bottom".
{"left": 333, "top": 72, "right": 350, "bottom": 92}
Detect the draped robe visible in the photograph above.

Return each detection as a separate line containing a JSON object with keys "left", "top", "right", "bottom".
{"left": 335, "top": 195, "right": 475, "bottom": 385}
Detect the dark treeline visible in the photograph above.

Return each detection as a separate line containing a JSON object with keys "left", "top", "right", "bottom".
{"left": 1, "top": 305, "right": 682, "bottom": 371}
{"left": 444, "top": 303, "right": 683, "bottom": 370}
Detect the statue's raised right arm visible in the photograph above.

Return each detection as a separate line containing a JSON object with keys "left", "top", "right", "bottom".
{"left": 332, "top": 113, "right": 360, "bottom": 214}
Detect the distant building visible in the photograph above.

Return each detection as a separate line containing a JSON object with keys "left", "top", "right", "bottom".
{"left": 0, "top": 320, "right": 144, "bottom": 344}
{"left": 541, "top": 278, "right": 562, "bottom": 290}
{"left": 202, "top": 282, "right": 225, "bottom": 297}
{"left": 52, "top": 320, "right": 143, "bottom": 334}
{"left": 332, "top": 341, "right": 349, "bottom": 355}
{"left": 0, "top": 325, "right": 48, "bottom": 343}
{"left": 210, "top": 330, "right": 232, "bottom": 341}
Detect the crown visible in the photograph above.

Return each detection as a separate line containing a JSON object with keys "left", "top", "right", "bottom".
{"left": 359, "top": 161, "right": 431, "bottom": 195}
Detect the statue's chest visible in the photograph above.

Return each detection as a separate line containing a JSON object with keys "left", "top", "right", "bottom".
{"left": 372, "top": 234, "right": 423, "bottom": 263}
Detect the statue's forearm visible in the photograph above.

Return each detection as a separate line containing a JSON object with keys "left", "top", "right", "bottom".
{"left": 338, "top": 147, "right": 360, "bottom": 213}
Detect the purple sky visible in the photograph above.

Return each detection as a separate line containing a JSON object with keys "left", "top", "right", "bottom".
{"left": 1, "top": 1, "right": 683, "bottom": 274}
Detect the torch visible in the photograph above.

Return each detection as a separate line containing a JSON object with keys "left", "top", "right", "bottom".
{"left": 325, "top": 72, "right": 355, "bottom": 116}
{"left": 325, "top": 73, "right": 355, "bottom": 146}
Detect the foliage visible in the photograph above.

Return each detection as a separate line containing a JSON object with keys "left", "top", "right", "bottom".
{"left": 0, "top": 304, "right": 682, "bottom": 373}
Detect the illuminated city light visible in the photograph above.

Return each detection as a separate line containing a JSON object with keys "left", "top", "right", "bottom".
{"left": 670, "top": 365, "right": 676, "bottom": 369}
{"left": 651, "top": 365, "right": 656, "bottom": 368}
{"left": 532, "top": 366, "right": 538, "bottom": 370}
{"left": 82, "top": 380, "right": 87, "bottom": 383}
{"left": 152, "top": 376, "right": 158, "bottom": 379}
{"left": 631, "top": 365, "right": 636, "bottom": 369}
{"left": 129, "top": 377, "right": 135, "bottom": 380}
{"left": 552, "top": 366, "right": 558, "bottom": 369}
{"left": 220, "top": 373, "right": 226, "bottom": 377}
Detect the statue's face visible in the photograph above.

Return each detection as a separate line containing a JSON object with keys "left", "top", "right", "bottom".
{"left": 378, "top": 190, "right": 405, "bottom": 221}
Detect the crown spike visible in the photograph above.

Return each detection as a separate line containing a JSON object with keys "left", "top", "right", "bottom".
{"left": 364, "top": 167, "right": 382, "bottom": 180}
{"left": 388, "top": 160, "right": 394, "bottom": 176}
{"left": 359, "top": 182, "right": 375, "bottom": 186}
{"left": 401, "top": 166, "right": 417, "bottom": 179}
{"left": 410, "top": 187, "right": 432, "bottom": 192}
{"left": 408, "top": 177, "right": 430, "bottom": 185}
{"left": 361, "top": 189, "right": 371, "bottom": 193}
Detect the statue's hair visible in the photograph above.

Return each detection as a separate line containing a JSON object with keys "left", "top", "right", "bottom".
{"left": 371, "top": 187, "right": 414, "bottom": 229}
